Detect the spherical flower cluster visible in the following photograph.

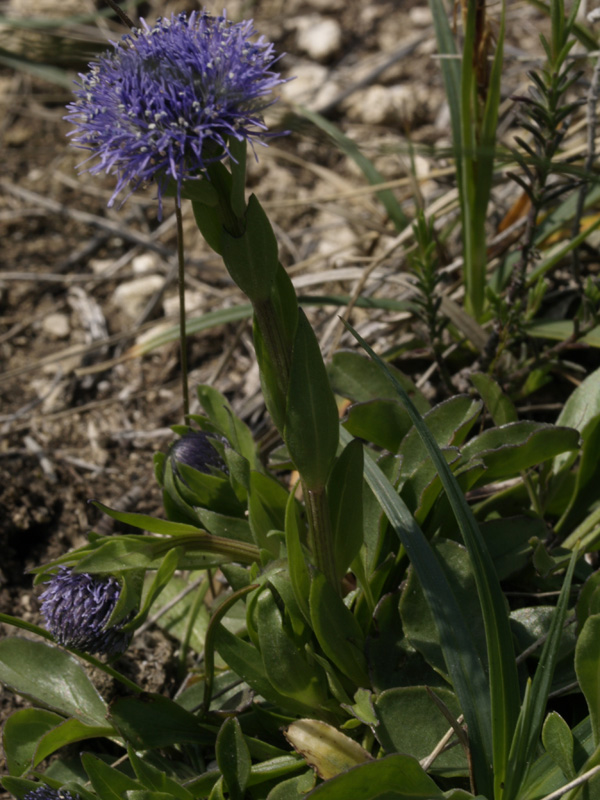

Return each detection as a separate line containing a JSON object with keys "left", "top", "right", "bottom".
{"left": 169, "top": 431, "right": 229, "bottom": 477}
{"left": 65, "top": 11, "right": 287, "bottom": 212}
{"left": 24, "top": 786, "right": 79, "bottom": 800}
{"left": 39, "top": 567, "right": 132, "bottom": 656}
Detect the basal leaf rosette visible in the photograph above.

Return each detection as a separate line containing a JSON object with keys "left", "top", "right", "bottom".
{"left": 65, "top": 11, "right": 286, "bottom": 212}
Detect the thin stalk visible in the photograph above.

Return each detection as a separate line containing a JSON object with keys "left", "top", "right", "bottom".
{"left": 571, "top": 52, "right": 600, "bottom": 287}
{"left": 176, "top": 202, "right": 190, "bottom": 418}
{"left": 102, "top": 0, "right": 135, "bottom": 29}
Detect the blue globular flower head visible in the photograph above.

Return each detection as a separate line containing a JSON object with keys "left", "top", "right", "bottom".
{"left": 24, "top": 788, "right": 79, "bottom": 800}
{"left": 169, "top": 431, "right": 229, "bottom": 477}
{"left": 65, "top": 10, "right": 287, "bottom": 213}
{"left": 39, "top": 567, "right": 132, "bottom": 656}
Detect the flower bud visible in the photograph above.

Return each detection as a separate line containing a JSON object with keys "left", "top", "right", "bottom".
{"left": 169, "top": 431, "right": 228, "bottom": 477}
{"left": 24, "top": 787, "right": 78, "bottom": 800}
{"left": 39, "top": 567, "right": 132, "bottom": 656}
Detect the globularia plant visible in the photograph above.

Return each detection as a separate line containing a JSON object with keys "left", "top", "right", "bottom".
{"left": 2, "top": 2, "right": 600, "bottom": 800}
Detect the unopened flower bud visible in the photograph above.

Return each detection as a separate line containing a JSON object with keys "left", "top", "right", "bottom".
{"left": 24, "top": 787, "right": 79, "bottom": 800}
{"left": 39, "top": 567, "right": 132, "bottom": 656}
{"left": 169, "top": 431, "right": 228, "bottom": 477}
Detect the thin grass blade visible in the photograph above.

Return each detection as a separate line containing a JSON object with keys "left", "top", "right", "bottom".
{"left": 342, "top": 321, "right": 521, "bottom": 798}
{"left": 503, "top": 548, "right": 578, "bottom": 800}
{"left": 340, "top": 425, "right": 493, "bottom": 796}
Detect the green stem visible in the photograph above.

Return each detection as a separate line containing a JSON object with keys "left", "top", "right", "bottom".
{"left": 166, "top": 533, "right": 260, "bottom": 564}
{"left": 176, "top": 202, "right": 190, "bottom": 418}
{"left": 304, "top": 484, "right": 338, "bottom": 591}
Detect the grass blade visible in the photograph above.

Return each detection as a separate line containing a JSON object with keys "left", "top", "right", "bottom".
{"left": 340, "top": 425, "right": 493, "bottom": 795}
{"left": 503, "top": 548, "right": 578, "bottom": 800}
{"left": 342, "top": 321, "right": 521, "bottom": 798}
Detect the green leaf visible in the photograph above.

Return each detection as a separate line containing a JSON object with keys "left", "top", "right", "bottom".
{"left": 34, "top": 718, "right": 116, "bottom": 767}
{"left": 285, "top": 487, "right": 312, "bottom": 625}
{"left": 196, "top": 385, "right": 257, "bottom": 466}
{"left": 397, "top": 396, "right": 483, "bottom": 481}
{"left": 575, "top": 614, "right": 600, "bottom": 747}
{"left": 221, "top": 194, "right": 280, "bottom": 302}
{"left": 346, "top": 424, "right": 493, "bottom": 795}
{"left": 2, "top": 709, "right": 63, "bottom": 775}
{"left": 542, "top": 712, "right": 576, "bottom": 780}
{"left": 341, "top": 324, "right": 522, "bottom": 798}
{"left": 304, "top": 753, "right": 445, "bottom": 799}
{"left": 504, "top": 549, "right": 578, "bottom": 800}
{"left": 192, "top": 199, "right": 224, "bottom": 254}
{"left": 366, "top": 592, "right": 443, "bottom": 694}
{"left": 479, "top": 517, "right": 540, "bottom": 580}
{"left": 266, "top": 770, "right": 316, "bottom": 799}
{"left": 471, "top": 372, "right": 518, "bottom": 426}
{"left": 375, "top": 686, "right": 466, "bottom": 768}
{"left": 195, "top": 508, "right": 254, "bottom": 543}
{"left": 399, "top": 539, "right": 487, "bottom": 679}
{"left": 558, "top": 415, "right": 600, "bottom": 538}
{"left": 343, "top": 399, "right": 414, "bottom": 452}
{"left": 551, "top": 365, "right": 600, "bottom": 511}
{"left": 174, "top": 462, "right": 244, "bottom": 516}
{"left": 309, "top": 572, "right": 369, "bottom": 688}
{"left": 82, "top": 753, "right": 142, "bottom": 800}
{"left": 213, "top": 624, "right": 317, "bottom": 716}
{"left": 108, "top": 694, "right": 216, "bottom": 748}
{"left": 284, "top": 719, "right": 372, "bottom": 780}
{"left": 216, "top": 717, "right": 251, "bottom": 800}
{"left": 285, "top": 310, "right": 339, "bottom": 489}
{"left": 328, "top": 438, "right": 364, "bottom": 581}
{"left": 0, "top": 777, "right": 40, "bottom": 800}
{"left": 518, "top": 716, "right": 596, "bottom": 800}
{"left": 248, "top": 470, "right": 288, "bottom": 557}
{"left": 91, "top": 502, "right": 205, "bottom": 536}
{"left": 330, "top": 351, "right": 429, "bottom": 410}
{"left": 524, "top": 320, "right": 600, "bottom": 348}
{"left": 0, "top": 638, "right": 107, "bottom": 726}
{"left": 460, "top": 422, "right": 580, "bottom": 482}
{"left": 257, "top": 587, "right": 328, "bottom": 706}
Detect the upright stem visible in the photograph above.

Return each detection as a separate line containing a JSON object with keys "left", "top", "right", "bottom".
{"left": 176, "top": 202, "right": 190, "bottom": 418}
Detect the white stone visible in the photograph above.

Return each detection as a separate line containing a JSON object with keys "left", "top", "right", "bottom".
{"left": 113, "top": 275, "right": 165, "bottom": 320}
{"left": 295, "top": 16, "right": 342, "bottom": 61}
{"left": 132, "top": 253, "right": 159, "bottom": 274}
{"left": 42, "top": 312, "right": 70, "bottom": 339}
{"left": 346, "top": 84, "right": 417, "bottom": 126}
{"left": 163, "top": 290, "right": 204, "bottom": 317}
{"left": 409, "top": 6, "right": 433, "bottom": 26}
{"left": 281, "top": 62, "right": 334, "bottom": 106}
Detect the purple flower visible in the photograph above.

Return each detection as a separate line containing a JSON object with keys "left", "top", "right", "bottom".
{"left": 65, "top": 11, "right": 287, "bottom": 212}
{"left": 169, "top": 431, "right": 228, "bottom": 477}
{"left": 40, "top": 567, "right": 132, "bottom": 656}
{"left": 24, "top": 788, "right": 78, "bottom": 800}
